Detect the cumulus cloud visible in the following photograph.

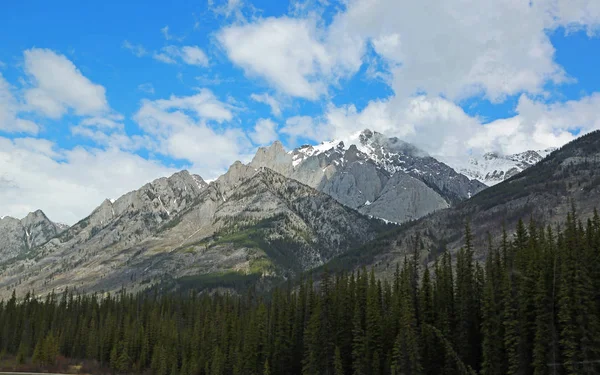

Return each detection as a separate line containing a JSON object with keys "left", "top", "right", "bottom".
{"left": 300, "top": 92, "right": 600, "bottom": 164}
{"left": 217, "top": 16, "right": 363, "bottom": 99}
{"left": 214, "top": 0, "right": 600, "bottom": 159}
{"left": 133, "top": 89, "right": 253, "bottom": 177}
{"left": 281, "top": 116, "right": 325, "bottom": 145}
{"left": 250, "top": 118, "right": 278, "bottom": 145}
{"left": 153, "top": 45, "right": 209, "bottom": 67}
{"left": 0, "top": 74, "right": 39, "bottom": 134}
{"left": 0, "top": 137, "right": 175, "bottom": 224}
{"left": 467, "top": 93, "right": 600, "bottom": 154}
{"left": 217, "top": 0, "right": 599, "bottom": 104}
{"left": 250, "top": 93, "right": 282, "bottom": 116}
{"left": 23, "top": 48, "right": 109, "bottom": 118}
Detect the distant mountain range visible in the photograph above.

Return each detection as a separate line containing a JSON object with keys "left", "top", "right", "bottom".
{"left": 0, "top": 128, "right": 583, "bottom": 297}
{"left": 446, "top": 148, "right": 557, "bottom": 185}
{"left": 323, "top": 130, "right": 600, "bottom": 280}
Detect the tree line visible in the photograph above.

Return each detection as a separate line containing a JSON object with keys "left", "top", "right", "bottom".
{"left": 0, "top": 209, "right": 599, "bottom": 374}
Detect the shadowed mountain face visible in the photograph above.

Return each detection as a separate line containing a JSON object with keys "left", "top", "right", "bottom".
{"left": 321, "top": 130, "right": 600, "bottom": 279}
{"left": 250, "top": 129, "right": 486, "bottom": 224}
{"left": 0, "top": 210, "right": 67, "bottom": 263}
{"left": 0, "top": 166, "right": 387, "bottom": 297}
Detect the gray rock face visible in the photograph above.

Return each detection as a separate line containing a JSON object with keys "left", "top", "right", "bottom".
{"left": 250, "top": 129, "right": 486, "bottom": 223}
{"left": 43, "top": 170, "right": 208, "bottom": 261}
{"left": 0, "top": 166, "right": 385, "bottom": 297}
{"left": 359, "top": 172, "right": 450, "bottom": 223}
{"left": 0, "top": 210, "right": 66, "bottom": 262}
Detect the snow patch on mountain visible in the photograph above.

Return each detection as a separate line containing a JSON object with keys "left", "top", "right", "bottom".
{"left": 444, "top": 148, "right": 557, "bottom": 186}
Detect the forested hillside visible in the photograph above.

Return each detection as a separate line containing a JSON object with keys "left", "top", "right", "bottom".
{"left": 1, "top": 209, "right": 599, "bottom": 374}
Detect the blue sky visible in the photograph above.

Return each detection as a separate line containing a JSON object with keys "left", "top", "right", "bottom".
{"left": 1, "top": 0, "right": 600, "bottom": 223}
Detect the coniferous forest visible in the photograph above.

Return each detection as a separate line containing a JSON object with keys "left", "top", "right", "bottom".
{"left": 1, "top": 210, "right": 600, "bottom": 375}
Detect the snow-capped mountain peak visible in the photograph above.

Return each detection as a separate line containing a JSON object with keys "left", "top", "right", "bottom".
{"left": 253, "top": 129, "right": 487, "bottom": 224}
{"left": 289, "top": 129, "right": 431, "bottom": 176}
{"left": 447, "top": 147, "right": 558, "bottom": 186}
{"left": 290, "top": 140, "right": 345, "bottom": 167}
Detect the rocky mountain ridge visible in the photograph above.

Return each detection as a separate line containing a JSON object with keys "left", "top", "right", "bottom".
{"left": 0, "top": 210, "right": 67, "bottom": 263}
{"left": 250, "top": 129, "right": 487, "bottom": 223}
{"left": 0, "top": 163, "right": 386, "bottom": 297}
{"left": 447, "top": 147, "right": 557, "bottom": 185}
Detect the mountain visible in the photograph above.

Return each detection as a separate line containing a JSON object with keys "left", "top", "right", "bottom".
{"left": 0, "top": 210, "right": 67, "bottom": 263}
{"left": 250, "top": 129, "right": 486, "bottom": 224}
{"left": 0, "top": 164, "right": 386, "bottom": 297}
{"left": 446, "top": 148, "right": 557, "bottom": 185}
{"left": 321, "top": 130, "right": 600, "bottom": 279}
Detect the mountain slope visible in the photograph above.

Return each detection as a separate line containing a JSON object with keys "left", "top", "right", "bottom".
{"left": 0, "top": 210, "right": 67, "bottom": 262}
{"left": 250, "top": 129, "right": 486, "bottom": 223}
{"left": 446, "top": 148, "right": 557, "bottom": 185}
{"left": 0, "top": 166, "right": 387, "bottom": 297}
{"left": 321, "top": 130, "right": 600, "bottom": 278}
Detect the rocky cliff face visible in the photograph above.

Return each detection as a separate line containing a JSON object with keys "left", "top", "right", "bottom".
{"left": 0, "top": 210, "right": 66, "bottom": 262}
{"left": 0, "top": 165, "right": 386, "bottom": 297}
{"left": 40, "top": 170, "right": 208, "bottom": 263}
{"left": 250, "top": 129, "right": 486, "bottom": 223}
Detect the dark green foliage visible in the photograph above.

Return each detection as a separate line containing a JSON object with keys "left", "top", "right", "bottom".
{"left": 1, "top": 210, "right": 600, "bottom": 374}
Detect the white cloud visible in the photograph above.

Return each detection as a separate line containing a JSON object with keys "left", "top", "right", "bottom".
{"left": 133, "top": 90, "right": 253, "bottom": 177}
{"left": 70, "top": 113, "right": 154, "bottom": 152}
{"left": 79, "top": 115, "right": 124, "bottom": 130}
{"left": 233, "top": 0, "right": 600, "bottom": 162}
{"left": 153, "top": 51, "right": 177, "bottom": 64}
{"left": 209, "top": 0, "right": 248, "bottom": 21}
{"left": 0, "top": 137, "right": 175, "bottom": 224}
{"left": 217, "top": 0, "right": 599, "bottom": 104}
{"left": 305, "top": 92, "right": 600, "bottom": 164}
{"left": 540, "top": 0, "right": 600, "bottom": 36}
{"left": 326, "top": 0, "right": 569, "bottom": 102}
{"left": 122, "top": 40, "right": 147, "bottom": 57}
{"left": 153, "top": 45, "right": 209, "bottom": 67}
{"left": 151, "top": 89, "right": 234, "bottom": 122}
{"left": 250, "top": 118, "right": 278, "bottom": 145}
{"left": 250, "top": 92, "right": 282, "bottom": 116}
{"left": 0, "top": 74, "right": 39, "bottom": 134}
{"left": 218, "top": 16, "right": 363, "bottom": 99}
{"left": 160, "top": 25, "right": 184, "bottom": 41}
{"left": 179, "top": 46, "right": 209, "bottom": 66}
{"left": 468, "top": 93, "right": 600, "bottom": 154}
{"left": 281, "top": 116, "right": 324, "bottom": 145}
{"left": 23, "top": 48, "right": 109, "bottom": 118}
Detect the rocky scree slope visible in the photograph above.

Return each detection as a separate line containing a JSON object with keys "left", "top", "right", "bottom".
{"left": 250, "top": 129, "right": 486, "bottom": 224}
{"left": 320, "top": 130, "right": 600, "bottom": 280}
{"left": 0, "top": 165, "right": 386, "bottom": 297}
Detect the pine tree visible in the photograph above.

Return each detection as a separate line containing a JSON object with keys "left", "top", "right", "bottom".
{"left": 334, "top": 346, "right": 345, "bottom": 375}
